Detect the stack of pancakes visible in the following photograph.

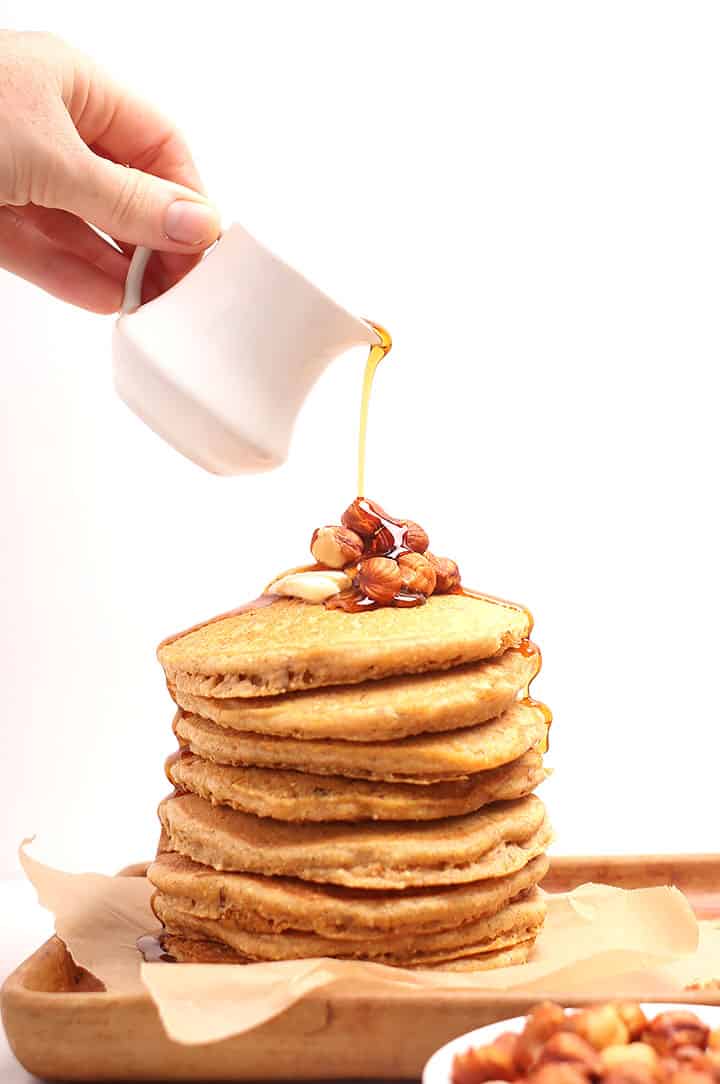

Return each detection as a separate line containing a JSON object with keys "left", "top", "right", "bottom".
{"left": 149, "top": 592, "right": 553, "bottom": 971}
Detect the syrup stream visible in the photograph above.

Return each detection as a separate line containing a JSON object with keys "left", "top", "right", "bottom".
{"left": 357, "top": 323, "right": 392, "bottom": 498}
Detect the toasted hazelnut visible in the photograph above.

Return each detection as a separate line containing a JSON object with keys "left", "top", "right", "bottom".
{"left": 568, "top": 1005, "right": 629, "bottom": 1050}
{"left": 674, "top": 1046, "right": 713, "bottom": 1066}
{"left": 643, "top": 1013, "right": 710, "bottom": 1058}
{"left": 426, "top": 552, "right": 461, "bottom": 593}
{"left": 342, "top": 498, "right": 383, "bottom": 538}
{"left": 405, "top": 520, "right": 429, "bottom": 553}
{"left": 602, "top": 1043, "right": 660, "bottom": 1074}
{"left": 357, "top": 557, "right": 403, "bottom": 604}
{"left": 615, "top": 1005, "right": 650, "bottom": 1042}
{"left": 604, "top": 1068, "right": 659, "bottom": 1084}
{"left": 534, "top": 1032, "right": 604, "bottom": 1077}
{"left": 311, "top": 525, "right": 364, "bottom": 568}
{"left": 516, "top": 1003, "right": 569, "bottom": 1072}
{"left": 451, "top": 1034, "right": 519, "bottom": 1084}
{"left": 678, "top": 1051, "right": 720, "bottom": 1081}
{"left": 528, "top": 1066, "right": 595, "bottom": 1084}
{"left": 666, "top": 1070, "right": 716, "bottom": 1084}
{"left": 397, "top": 552, "right": 437, "bottom": 595}
{"left": 364, "top": 525, "right": 396, "bottom": 557}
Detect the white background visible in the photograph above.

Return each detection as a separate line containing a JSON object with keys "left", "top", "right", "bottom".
{"left": 1, "top": 0, "right": 719, "bottom": 880}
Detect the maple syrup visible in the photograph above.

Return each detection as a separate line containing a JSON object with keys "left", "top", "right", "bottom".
{"left": 357, "top": 323, "right": 392, "bottom": 498}
{"left": 158, "top": 594, "right": 278, "bottom": 651}
{"left": 164, "top": 746, "right": 192, "bottom": 786}
{"left": 137, "top": 933, "right": 176, "bottom": 963}
{"left": 456, "top": 586, "right": 534, "bottom": 638}
{"left": 522, "top": 696, "right": 553, "bottom": 753}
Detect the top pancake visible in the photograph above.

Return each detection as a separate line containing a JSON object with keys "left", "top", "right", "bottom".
{"left": 158, "top": 593, "right": 531, "bottom": 697}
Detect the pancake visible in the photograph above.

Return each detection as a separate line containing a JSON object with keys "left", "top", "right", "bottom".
{"left": 147, "top": 852, "right": 550, "bottom": 938}
{"left": 166, "top": 747, "right": 548, "bottom": 822}
{"left": 156, "top": 933, "right": 535, "bottom": 971}
{"left": 158, "top": 593, "right": 532, "bottom": 698}
{"left": 173, "top": 699, "right": 550, "bottom": 783}
{"left": 409, "top": 941, "right": 535, "bottom": 972}
{"left": 170, "top": 644, "right": 539, "bottom": 741}
{"left": 152, "top": 890, "right": 546, "bottom": 965}
{"left": 158, "top": 792, "right": 552, "bottom": 889}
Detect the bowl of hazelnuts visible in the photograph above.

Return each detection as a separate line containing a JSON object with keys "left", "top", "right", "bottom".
{"left": 423, "top": 1002, "right": 720, "bottom": 1084}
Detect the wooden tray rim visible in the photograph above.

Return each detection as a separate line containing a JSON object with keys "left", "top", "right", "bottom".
{"left": 4, "top": 852, "right": 720, "bottom": 1010}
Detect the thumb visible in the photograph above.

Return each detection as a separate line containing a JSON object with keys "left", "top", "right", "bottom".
{"left": 53, "top": 147, "right": 221, "bottom": 252}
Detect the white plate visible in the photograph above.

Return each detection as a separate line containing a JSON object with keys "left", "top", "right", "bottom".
{"left": 423, "top": 1003, "right": 720, "bottom": 1084}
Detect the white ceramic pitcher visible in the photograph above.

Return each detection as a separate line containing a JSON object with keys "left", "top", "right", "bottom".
{"left": 112, "top": 224, "right": 380, "bottom": 474}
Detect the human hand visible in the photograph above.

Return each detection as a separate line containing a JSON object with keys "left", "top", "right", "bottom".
{"left": 0, "top": 30, "right": 221, "bottom": 313}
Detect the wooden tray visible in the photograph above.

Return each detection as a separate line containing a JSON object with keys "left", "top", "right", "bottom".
{"left": 2, "top": 856, "right": 720, "bottom": 1082}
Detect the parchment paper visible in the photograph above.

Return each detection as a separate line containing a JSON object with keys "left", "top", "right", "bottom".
{"left": 19, "top": 842, "right": 720, "bottom": 1046}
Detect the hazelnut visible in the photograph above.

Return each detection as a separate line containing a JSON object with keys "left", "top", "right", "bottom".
{"left": 643, "top": 1013, "right": 710, "bottom": 1058}
{"left": 568, "top": 1005, "right": 629, "bottom": 1050}
{"left": 397, "top": 552, "right": 437, "bottom": 595}
{"left": 615, "top": 1004, "right": 650, "bottom": 1043}
{"left": 451, "top": 1033, "right": 519, "bottom": 1083}
{"left": 604, "top": 1068, "right": 659, "bottom": 1084}
{"left": 342, "top": 498, "right": 384, "bottom": 538}
{"left": 357, "top": 557, "right": 403, "bottom": 604}
{"left": 678, "top": 1051, "right": 720, "bottom": 1081}
{"left": 364, "top": 525, "right": 396, "bottom": 557}
{"left": 405, "top": 520, "right": 430, "bottom": 553}
{"left": 667, "top": 1071, "right": 716, "bottom": 1084}
{"left": 311, "top": 525, "right": 364, "bottom": 568}
{"left": 426, "top": 552, "right": 461, "bottom": 593}
{"left": 602, "top": 1043, "right": 660, "bottom": 1074}
{"left": 528, "top": 1066, "right": 595, "bottom": 1084}
{"left": 516, "top": 1002, "right": 568, "bottom": 1072}
{"left": 534, "top": 1032, "right": 604, "bottom": 1077}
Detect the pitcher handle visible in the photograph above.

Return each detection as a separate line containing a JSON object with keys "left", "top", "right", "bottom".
{"left": 120, "top": 246, "right": 152, "bottom": 315}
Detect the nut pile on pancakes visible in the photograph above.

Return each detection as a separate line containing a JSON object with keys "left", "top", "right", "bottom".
{"left": 148, "top": 500, "right": 553, "bottom": 971}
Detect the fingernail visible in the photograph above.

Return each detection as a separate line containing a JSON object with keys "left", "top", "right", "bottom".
{"left": 164, "top": 200, "right": 219, "bottom": 245}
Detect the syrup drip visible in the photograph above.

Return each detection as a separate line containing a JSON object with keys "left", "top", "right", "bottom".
{"left": 137, "top": 933, "right": 176, "bottom": 964}
{"left": 158, "top": 594, "right": 278, "bottom": 652}
{"left": 327, "top": 585, "right": 425, "bottom": 613}
{"left": 354, "top": 498, "right": 413, "bottom": 559}
{"left": 518, "top": 638, "right": 540, "bottom": 659}
{"left": 164, "top": 746, "right": 192, "bottom": 786}
{"left": 357, "top": 324, "right": 392, "bottom": 498}
{"left": 522, "top": 696, "right": 553, "bottom": 754}
{"left": 326, "top": 590, "right": 379, "bottom": 613}
{"left": 163, "top": 717, "right": 194, "bottom": 799}
{"left": 456, "top": 586, "right": 534, "bottom": 638}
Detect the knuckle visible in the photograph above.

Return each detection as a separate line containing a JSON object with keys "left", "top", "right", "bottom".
{"left": 108, "top": 168, "right": 147, "bottom": 230}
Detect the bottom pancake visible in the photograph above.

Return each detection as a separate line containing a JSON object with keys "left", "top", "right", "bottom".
{"left": 152, "top": 889, "right": 546, "bottom": 965}
{"left": 157, "top": 933, "right": 536, "bottom": 971}
{"left": 407, "top": 941, "right": 535, "bottom": 971}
